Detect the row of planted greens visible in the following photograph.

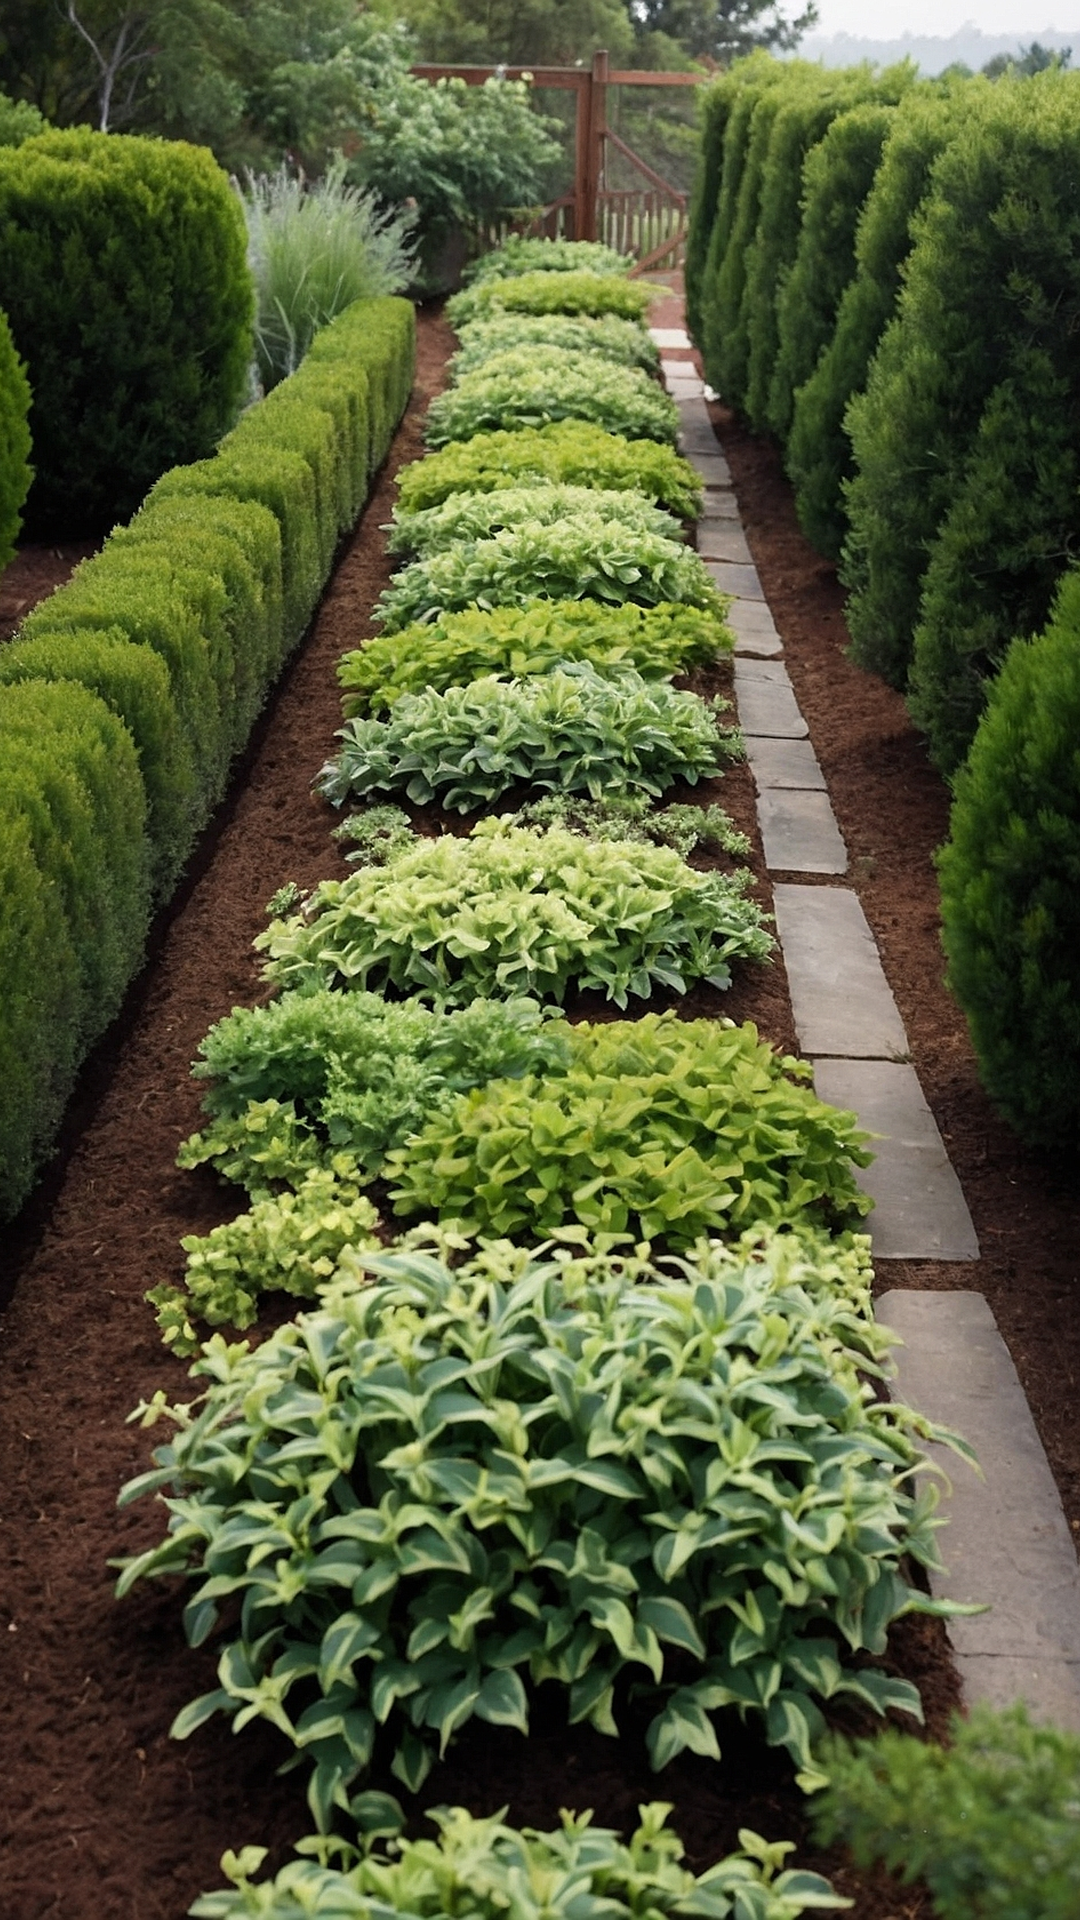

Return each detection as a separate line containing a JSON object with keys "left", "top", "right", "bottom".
{"left": 120, "top": 237, "right": 976, "bottom": 1919}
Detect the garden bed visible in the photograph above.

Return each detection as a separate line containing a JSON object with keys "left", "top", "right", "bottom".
{"left": 0, "top": 294, "right": 1068, "bottom": 1920}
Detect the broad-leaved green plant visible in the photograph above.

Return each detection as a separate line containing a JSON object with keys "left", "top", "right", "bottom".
{"left": 317, "top": 665, "right": 740, "bottom": 814}
{"left": 451, "top": 312, "right": 660, "bottom": 379}
{"left": 446, "top": 269, "right": 655, "bottom": 327}
{"left": 256, "top": 817, "right": 772, "bottom": 1008}
{"left": 425, "top": 348, "right": 678, "bottom": 449}
{"left": 395, "top": 421, "right": 702, "bottom": 519}
{"left": 387, "top": 482, "right": 681, "bottom": 558}
{"left": 464, "top": 238, "right": 634, "bottom": 282}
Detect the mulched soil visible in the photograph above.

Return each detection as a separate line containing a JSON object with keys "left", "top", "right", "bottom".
{"left": 3, "top": 284, "right": 1054, "bottom": 1918}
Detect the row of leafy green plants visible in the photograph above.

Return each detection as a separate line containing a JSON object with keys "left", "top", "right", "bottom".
{"left": 687, "top": 55, "right": 1080, "bottom": 1165}
{"left": 106, "top": 233, "right": 1073, "bottom": 1920}
{"left": 0, "top": 125, "right": 416, "bottom": 1222}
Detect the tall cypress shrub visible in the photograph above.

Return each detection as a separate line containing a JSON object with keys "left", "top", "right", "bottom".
{"left": 768, "top": 101, "right": 898, "bottom": 445}
{"left": 685, "top": 70, "right": 744, "bottom": 345}
{"left": 786, "top": 83, "right": 972, "bottom": 560}
{"left": 742, "top": 68, "right": 892, "bottom": 436}
{"left": 700, "top": 62, "right": 792, "bottom": 404}
{"left": 0, "top": 128, "right": 253, "bottom": 535}
{"left": 0, "top": 303, "right": 31, "bottom": 569}
{"left": 938, "top": 569, "right": 1080, "bottom": 1146}
{"left": 842, "top": 75, "right": 1080, "bottom": 693}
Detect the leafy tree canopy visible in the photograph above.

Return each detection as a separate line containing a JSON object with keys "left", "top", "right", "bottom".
{"left": 982, "top": 41, "right": 1071, "bottom": 79}
{"left": 627, "top": 0, "right": 818, "bottom": 64}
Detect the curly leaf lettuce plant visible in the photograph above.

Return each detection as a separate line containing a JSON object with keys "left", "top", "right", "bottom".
{"left": 339, "top": 600, "right": 730, "bottom": 716}
{"left": 193, "top": 1802, "right": 844, "bottom": 1920}
{"left": 387, "top": 1011, "right": 873, "bottom": 1247}
{"left": 256, "top": 816, "right": 772, "bottom": 1008}
{"left": 317, "top": 665, "right": 740, "bottom": 815}
{"left": 446, "top": 268, "right": 655, "bottom": 326}
{"left": 387, "top": 481, "right": 681, "bottom": 558}
{"left": 425, "top": 348, "right": 678, "bottom": 449}
{"left": 464, "top": 238, "right": 634, "bottom": 282}
{"left": 117, "top": 1230, "right": 971, "bottom": 1826}
{"left": 395, "top": 420, "right": 702, "bottom": 519}
{"left": 450, "top": 312, "right": 660, "bottom": 379}
{"left": 373, "top": 520, "right": 723, "bottom": 633}
{"left": 509, "top": 793, "right": 751, "bottom": 861}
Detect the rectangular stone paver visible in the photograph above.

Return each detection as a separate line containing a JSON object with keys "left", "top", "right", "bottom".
{"left": 812, "top": 1058, "right": 979, "bottom": 1260}
{"left": 773, "top": 883, "right": 908, "bottom": 1057}
{"left": 705, "top": 558, "right": 764, "bottom": 601}
{"left": 726, "top": 598, "right": 780, "bottom": 645}
{"left": 686, "top": 453, "right": 732, "bottom": 488}
{"left": 878, "top": 1289, "right": 1080, "bottom": 1727}
{"left": 699, "top": 488, "right": 740, "bottom": 521}
{"left": 649, "top": 328, "right": 692, "bottom": 348}
{"left": 745, "top": 736, "right": 825, "bottom": 789}
{"left": 733, "top": 657, "right": 806, "bottom": 735}
{"left": 697, "top": 523, "right": 752, "bottom": 565}
{"left": 756, "top": 790, "right": 847, "bottom": 874}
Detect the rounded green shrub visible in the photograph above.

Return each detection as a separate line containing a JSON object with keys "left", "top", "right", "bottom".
{"left": 684, "top": 68, "right": 744, "bottom": 344}
{"left": 0, "top": 805, "right": 81, "bottom": 1222}
{"left": 0, "top": 90, "right": 45, "bottom": 147}
{"left": 0, "top": 302, "right": 30, "bottom": 569}
{"left": 0, "top": 127, "right": 253, "bottom": 535}
{"left": 697, "top": 55, "right": 791, "bottom": 383}
{"left": 937, "top": 570, "right": 1080, "bottom": 1145}
{"left": 465, "top": 236, "right": 632, "bottom": 281}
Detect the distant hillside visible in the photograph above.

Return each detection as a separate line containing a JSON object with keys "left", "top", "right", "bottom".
{"left": 797, "top": 26, "right": 1076, "bottom": 74}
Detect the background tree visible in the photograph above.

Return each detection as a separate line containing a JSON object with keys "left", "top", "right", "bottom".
{"left": 628, "top": 0, "right": 818, "bottom": 64}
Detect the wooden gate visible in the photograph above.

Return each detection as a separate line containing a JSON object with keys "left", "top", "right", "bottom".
{"left": 410, "top": 50, "right": 702, "bottom": 274}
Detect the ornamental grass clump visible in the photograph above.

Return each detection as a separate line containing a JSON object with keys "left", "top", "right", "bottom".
{"left": 387, "top": 481, "right": 681, "bottom": 558}
{"left": 117, "top": 1229, "right": 966, "bottom": 1824}
{"left": 372, "top": 519, "right": 722, "bottom": 632}
{"left": 386, "top": 1011, "right": 873, "bottom": 1247}
{"left": 193, "top": 1801, "right": 842, "bottom": 1920}
{"left": 395, "top": 420, "right": 702, "bottom": 519}
{"left": 256, "top": 816, "right": 772, "bottom": 1008}
{"left": 338, "top": 600, "right": 730, "bottom": 715}
{"left": 425, "top": 348, "right": 678, "bottom": 450}
{"left": 451, "top": 312, "right": 660, "bottom": 378}
{"left": 317, "top": 665, "right": 740, "bottom": 814}
{"left": 446, "top": 267, "right": 655, "bottom": 327}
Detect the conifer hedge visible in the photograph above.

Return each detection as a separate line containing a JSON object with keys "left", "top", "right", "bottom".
{"left": 0, "top": 303, "right": 30, "bottom": 569}
{"left": 0, "top": 294, "right": 415, "bottom": 1222}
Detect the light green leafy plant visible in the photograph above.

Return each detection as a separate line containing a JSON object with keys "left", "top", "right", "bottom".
{"left": 464, "top": 237, "right": 634, "bottom": 282}
{"left": 387, "top": 1012, "right": 872, "bottom": 1246}
{"left": 177, "top": 989, "right": 567, "bottom": 1194}
{"left": 192, "top": 1801, "right": 844, "bottom": 1920}
{"left": 446, "top": 268, "right": 655, "bottom": 327}
{"left": 812, "top": 1703, "right": 1080, "bottom": 1920}
{"left": 148, "top": 1169, "right": 382, "bottom": 1353}
{"left": 240, "top": 158, "right": 416, "bottom": 389}
{"left": 331, "top": 804, "right": 415, "bottom": 867}
{"left": 510, "top": 793, "right": 751, "bottom": 861}
{"left": 450, "top": 312, "right": 660, "bottom": 378}
{"left": 317, "top": 665, "right": 740, "bottom": 814}
{"left": 373, "top": 519, "right": 723, "bottom": 632}
{"left": 425, "top": 348, "right": 678, "bottom": 449}
{"left": 339, "top": 600, "right": 730, "bottom": 716}
{"left": 117, "top": 1229, "right": 968, "bottom": 1825}
{"left": 387, "top": 481, "right": 681, "bottom": 558}
{"left": 395, "top": 420, "right": 702, "bottom": 519}
{"left": 256, "top": 816, "right": 772, "bottom": 1008}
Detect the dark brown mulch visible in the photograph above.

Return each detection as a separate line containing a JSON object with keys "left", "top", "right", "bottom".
{"left": 0, "top": 537, "right": 96, "bottom": 640}
{"left": 0, "top": 298, "right": 969, "bottom": 1920}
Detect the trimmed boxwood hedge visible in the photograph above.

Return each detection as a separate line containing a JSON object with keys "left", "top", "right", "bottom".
{"left": 0, "top": 302, "right": 30, "bottom": 569}
{"left": 0, "top": 128, "right": 253, "bottom": 536}
{"left": 0, "top": 294, "right": 416, "bottom": 1223}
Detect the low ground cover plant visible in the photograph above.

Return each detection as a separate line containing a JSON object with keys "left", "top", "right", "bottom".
{"left": 387, "top": 1012, "right": 872, "bottom": 1247}
{"left": 339, "top": 601, "right": 730, "bottom": 715}
{"left": 193, "top": 1801, "right": 842, "bottom": 1920}
{"left": 425, "top": 348, "right": 678, "bottom": 450}
{"left": 464, "top": 238, "right": 633, "bottom": 281}
{"left": 317, "top": 665, "right": 740, "bottom": 814}
{"left": 395, "top": 421, "right": 702, "bottom": 519}
{"left": 373, "top": 520, "right": 723, "bottom": 632}
{"left": 510, "top": 792, "right": 751, "bottom": 861}
{"left": 451, "top": 312, "right": 660, "bottom": 378}
{"left": 812, "top": 1703, "right": 1080, "bottom": 1919}
{"left": 257, "top": 817, "right": 772, "bottom": 1008}
{"left": 117, "top": 1230, "right": 960, "bottom": 1822}
{"left": 446, "top": 268, "right": 655, "bottom": 327}
{"left": 387, "top": 481, "right": 681, "bottom": 558}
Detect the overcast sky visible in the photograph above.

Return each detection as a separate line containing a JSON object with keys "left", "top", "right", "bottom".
{"left": 809, "top": 1, "right": 1077, "bottom": 36}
